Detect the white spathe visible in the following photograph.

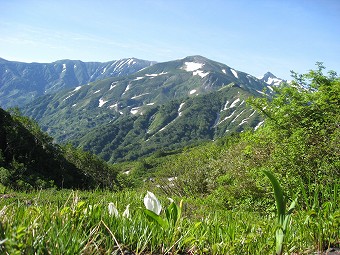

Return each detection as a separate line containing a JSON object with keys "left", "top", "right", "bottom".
{"left": 144, "top": 191, "right": 162, "bottom": 215}
{"left": 122, "top": 204, "right": 130, "bottom": 218}
{"left": 108, "top": 202, "right": 119, "bottom": 217}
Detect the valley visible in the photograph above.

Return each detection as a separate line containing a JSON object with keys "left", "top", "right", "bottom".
{"left": 20, "top": 55, "right": 282, "bottom": 162}
{"left": 0, "top": 57, "right": 338, "bottom": 254}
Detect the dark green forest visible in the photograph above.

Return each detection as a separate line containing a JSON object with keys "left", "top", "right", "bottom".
{"left": 0, "top": 107, "right": 119, "bottom": 190}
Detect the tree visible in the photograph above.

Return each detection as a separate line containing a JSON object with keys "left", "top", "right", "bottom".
{"left": 248, "top": 63, "right": 340, "bottom": 193}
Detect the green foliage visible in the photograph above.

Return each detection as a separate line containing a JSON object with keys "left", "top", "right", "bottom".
{"left": 0, "top": 107, "right": 123, "bottom": 190}
{"left": 140, "top": 64, "right": 340, "bottom": 215}
{"left": 248, "top": 63, "right": 340, "bottom": 197}
{"left": 263, "top": 170, "right": 297, "bottom": 255}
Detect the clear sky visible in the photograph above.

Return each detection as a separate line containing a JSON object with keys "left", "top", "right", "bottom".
{"left": 1, "top": 0, "right": 339, "bottom": 80}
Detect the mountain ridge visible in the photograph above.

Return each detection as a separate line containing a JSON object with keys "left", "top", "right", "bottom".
{"left": 0, "top": 57, "right": 155, "bottom": 108}
{"left": 22, "top": 55, "right": 283, "bottom": 162}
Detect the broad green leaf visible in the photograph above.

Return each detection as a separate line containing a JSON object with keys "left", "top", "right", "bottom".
{"left": 143, "top": 209, "right": 168, "bottom": 229}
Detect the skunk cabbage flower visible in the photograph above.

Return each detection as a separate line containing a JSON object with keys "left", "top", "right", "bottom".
{"left": 144, "top": 191, "right": 162, "bottom": 215}
{"left": 122, "top": 204, "right": 130, "bottom": 218}
{"left": 108, "top": 202, "right": 119, "bottom": 217}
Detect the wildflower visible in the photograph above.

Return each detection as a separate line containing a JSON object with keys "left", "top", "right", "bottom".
{"left": 144, "top": 191, "right": 162, "bottom": 215}
{"left": 122, "top": 204, "right": 130, "bottom": 218}
{"left": 108, "top": 202, "right": 119, "bottom": 217}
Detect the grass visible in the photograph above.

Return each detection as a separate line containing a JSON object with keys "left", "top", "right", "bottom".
{"left": 0, "top": 187, "right": 339, "bottom": 254}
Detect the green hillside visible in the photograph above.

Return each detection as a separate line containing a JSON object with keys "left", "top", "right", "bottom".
{"left": 22, "top": 56, "right": 271, "bottom": 162}
{"left": 0, "top": 108, "right": 120, "bottom": 190}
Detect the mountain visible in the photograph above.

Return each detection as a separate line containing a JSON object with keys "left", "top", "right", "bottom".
{"left": 259, "top": 71, "right": 286, "bottom": 86}
{"left": 22, "top": 55, "right": 282, "bottom": 162}
{"left": 0, "top": 57, "right": 155, "bottom": 108}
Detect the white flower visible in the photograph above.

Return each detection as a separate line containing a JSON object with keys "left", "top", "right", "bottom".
{"left": 108, "top": 202, "right": 119, "bottom": 217}
{"left": 144, "top": 191, "right": 162, "bottom": 215}
{"left": 122, "top": 204, "right": 130, "bottom": 218}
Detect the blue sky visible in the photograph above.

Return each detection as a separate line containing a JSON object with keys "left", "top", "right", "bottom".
{"left": 1, "top": 0, "right": 339, "bottom": 79}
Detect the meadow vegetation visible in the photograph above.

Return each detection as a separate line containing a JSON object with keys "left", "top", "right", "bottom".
{"left": 0, "top": 64, "right": 339, "bottom": 254}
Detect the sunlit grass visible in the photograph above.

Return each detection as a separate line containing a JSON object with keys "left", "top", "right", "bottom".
{"left": 0, "top": 187, "right": 339, "bottom": 254}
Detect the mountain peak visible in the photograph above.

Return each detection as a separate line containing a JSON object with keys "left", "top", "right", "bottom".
{"left": 183, "top": 55, "right": 209, "bottom": 62}
{"left": 259, "top": 72, "right": 285, "bottom": 86}
{"left": 263, "top": 71, "right": 277, "bottom": 79}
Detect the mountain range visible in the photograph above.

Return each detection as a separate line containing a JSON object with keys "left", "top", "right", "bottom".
{"left": 0, "top": 57, "right": 154, "bottom": 108}
{"left": 13, "top": 55, "right": 285, "bottom": 162}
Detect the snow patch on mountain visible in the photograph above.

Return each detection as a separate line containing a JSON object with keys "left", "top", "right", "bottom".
{"left": 178, "top": 102, "right": 185, "bottom": 116}
{"left": 260, "top": 72, "right": 285, "bottom": 86}
{"left": 101, "top": 67, "right": 107, "bottom": 74}
{"left": 110, "top": 82, "right": 118, "bottom": 90}
{"left": 256, "top": 90, "right": 266, "bottom": 95}
{"left": 189, "top": 89, "right": 197, "bottom": 95}
{"left": 128, "top": 58, "right": 135, "bottom": 65}
{"left": 239, "top": 118, "right": 248, "bottom": 126}
{"left": 134, "top": 77, "right": 144, "bottom": 81}
{"left": 267, "top": 86, "right": 274, "bottom": 91}
{"left": 98, "top": 98, "right": 108, "bottom": 107}
{"left": 238, "top": 111, "right": 256, "bottom": 126}
{"left": 182, "top": 62, "right": 209, "bottom": 78}
{"left": 109, "top": 103, "right": 118, "bottom": 109}
{"left": 178, "top": 102, "right": 185, "bottom": 111}
{"left": 255, "top": 120, "right": 265, "bottom": 130}
{"left": 215, "top": 110, "right": 236, "bottom": 126}
{"left": 229, "top": 98, "right": 241, "bottom": 108}
{"left": 222, "top": 100, "right": 229, "bottom": 111}
{"left": 130, "top": 107, "right": 140, "bottom": 114}
{"left": 193, "top": 70, "right": 209, "bottom": 78}
{"left": 266, "top": 77, "right": 282, "bottom": 86}
{"left": 73, "top": 86, "right": 81, "bottom": 92}
{"left": 182, "top": 62, "right": 204, "bottom": 72}
{"left": 231, "top": 109, "right": 245, "bottom": 123}
{"left": 231, "top": 69, "right": 238, "bottom": 78}
{"left": 131, "top": 93, "right": 150, "bottom": 99}
{"left": 63, "top": 93, "right": 74, "bottom": 101}
{"left": 145, "top": 72, "right": 168, "bottom": 77}
{"left": 123, "top": 84, "right": 131, "bottom": 94}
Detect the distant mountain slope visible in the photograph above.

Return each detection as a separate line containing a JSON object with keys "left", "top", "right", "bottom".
{"left": 77, "top": 85, "right": 263, "bottom": 162}
{"left": 0, "top": 57, "right": 154, "bottom": 108}
{"left": 23, "top": 55, "right": 282, "bottom": 162}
